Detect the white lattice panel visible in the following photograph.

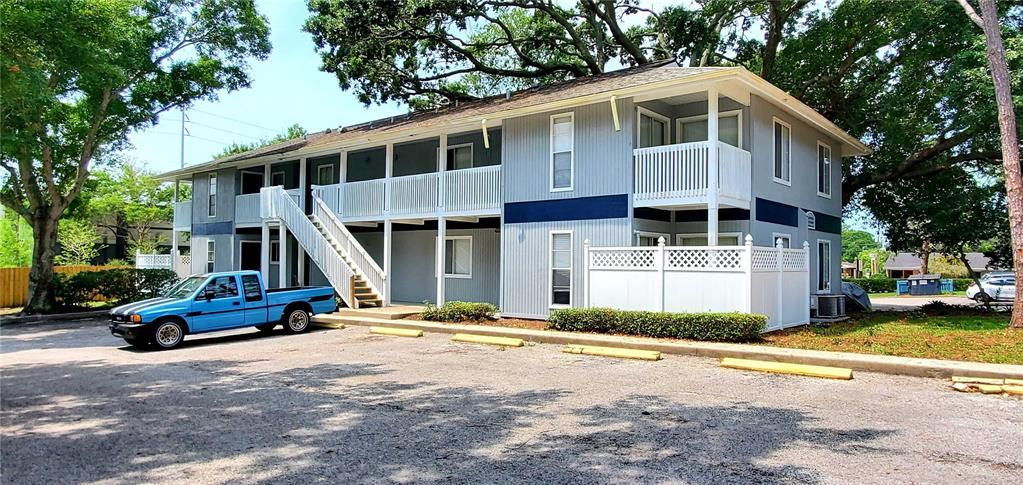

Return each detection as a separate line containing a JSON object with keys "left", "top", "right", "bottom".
{"left": 751, "top": 248, "right": 777, "bottom": 271}
{"left": 782, "top": 249, "right": 807, "bottom": 270}
{"left": 665, "top": 248, "right": 744, "bottom": 270}
{"left": 589, "top": 249, "right": 657, "bottom": 269}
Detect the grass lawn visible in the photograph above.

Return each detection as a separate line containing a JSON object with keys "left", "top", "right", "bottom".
{"left": 868, "top": 291, "right": 967, "bottom": 298}
{"left": 763, "top": 312, "right": 1023, "bottom": 365}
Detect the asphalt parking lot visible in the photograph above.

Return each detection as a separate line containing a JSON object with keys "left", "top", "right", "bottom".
{"left": 2, "top": 318, "right": 1022, "bottom": 484}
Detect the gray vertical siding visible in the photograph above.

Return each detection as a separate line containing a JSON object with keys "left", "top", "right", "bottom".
{"left": 503, "top": 98, "right": 635, "bottom": 203}
{"left": 393, "top": 138, "right": 439, "bottom": 176}
{"left": 347, "top": 147, "right": 386, "bottom": 181}
{"left": 501, "top": 218, "right": 632, "bottom": 319}
{"left": 191, "top": 168, "right": 237, "bottom": 232}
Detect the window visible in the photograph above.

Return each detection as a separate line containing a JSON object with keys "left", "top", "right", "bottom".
{"left": 637, "top": 107, "right": 669, "bottom": 148}
{"left": 446, "top": 143, "right": 474, "bottom": 170}
{"left": 817, "top": 142, "right": 832, "bottom": 198}
{"left": 271, "top": 171, "right": 285, "bottom": 187}
{"left": 635, "top": 231, "right": 668, "bottom": 247}
{"left": 772, "top": 233, "right": 792, "bottom": 248}
{"left": 676, "top": 111, "right": 742, "bottom": 147}
{"left": 206, "top": 240, "right": 215, "bottom": 273}
{"left": 242, "top": 274, "right": 263, "bottom": 302}
{"left": 676, "top": 233, "right": 742, "bottom": 246}
{"left": 773, "top": 118, "right": 792, "bottom": 185}
{"left": 550, "top": 113, "right": 574, "bottom": 191}
{"left": 317, "top": 164, "right": 334, "bottom": 185}
{"left": 270, "top": 241, "right": 280, "bottom": 264}
{"left": 550, "top": 232, "right": 572, "bottom": 307}
{"left": 203, "top": 275, "right": 239, "bottom": 299}
{"left": 444, "top": 236, "right": 472, "bottom": 278}
{"left": 817, "top": 239, "right": 832, "bottom": 293}
{"left": 207, "top": 174, "right": 217, "bottom": 217}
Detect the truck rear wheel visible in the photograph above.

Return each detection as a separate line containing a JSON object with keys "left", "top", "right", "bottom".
{"left": 283, "top": 308, "right": 310, "bottom": 333}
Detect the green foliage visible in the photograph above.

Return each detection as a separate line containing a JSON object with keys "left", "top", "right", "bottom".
{"left": 0, "top": 209, "right": 33, "bottom": 267}
{"left": 214, "top": 123, "right": 307, "bottom": 159}
{"left": 855, "top": 249, "right": 892, "bottom": 279}
{"left": 547, "top": 308, "right": 766, "bottom": 343}
{"left": 53, "top": 268, "right": 179, "bottom": 309}
{"left": 920, "top": 300, "right": 1003, "bottom": 316}
{"left": 845, "top": 278, "right": 898, "bottom": 293}
{"left": 87, "top": 161, "right": 176, "bottom": 254}
{"left": 420, "top": 301, "right": 498, "bottom": 322}
{"left": 841, "top": 228, "right": 881, "bottom": 262}
{"left": 54, "top": 218, "right": 103, "bottom": 266}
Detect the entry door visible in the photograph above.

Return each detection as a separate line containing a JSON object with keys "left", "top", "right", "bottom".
{"left": 190, "top": 275, "right": 244, "bottom": 332}
{"left": 240, "top": 241, "right": 261, "bottom": 271}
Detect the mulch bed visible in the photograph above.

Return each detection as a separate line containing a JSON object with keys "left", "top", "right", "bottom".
{"left": 403, "top": 314, "right": 547, "bottom": 330}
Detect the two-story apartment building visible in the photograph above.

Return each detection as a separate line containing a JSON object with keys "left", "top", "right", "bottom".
{"left": 158, "top": 61, "right": 868, "bottom": 320}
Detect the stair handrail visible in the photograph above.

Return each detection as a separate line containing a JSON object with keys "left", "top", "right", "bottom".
{"left": 312, "top": 196, "right": 387, "bottom": 297}
{"left": 261, "top": 186, "right": 356, "bottom": 308}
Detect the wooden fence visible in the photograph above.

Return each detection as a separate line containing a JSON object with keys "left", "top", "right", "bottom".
{"left": 0, "top": 265, "right": 127, "bottom": 308}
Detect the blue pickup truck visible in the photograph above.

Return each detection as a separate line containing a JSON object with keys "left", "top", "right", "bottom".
{"left": 109, "top": 271, "right": 337, "bottom": 350}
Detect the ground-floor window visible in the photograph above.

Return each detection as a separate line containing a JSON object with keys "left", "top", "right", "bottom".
{"left": 270, "top": 240, "right": 280, "bottom": 264}
{"left": 206, "top": 240, "right": 216, "bottom": 273}
{"left": 635, "top": 231, "right": 668, "bottom": 247}
{"left": 676, "top": 233, "right": 741, "bottom": 246}
{"left": 772, "top": 233, "right": 792, "bottom": 248}
{"left": 444, "top": 236, "right": 472, "bottom": 278}
{"left": 817, "top": 239, "right": 832, "bottom": 293}
{"left": 550, "top": 231, "right": 572, "bottom": 307}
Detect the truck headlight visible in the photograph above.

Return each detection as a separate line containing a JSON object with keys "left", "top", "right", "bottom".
{"left": 130, "top": 314, "right": 142, "bottom": 323}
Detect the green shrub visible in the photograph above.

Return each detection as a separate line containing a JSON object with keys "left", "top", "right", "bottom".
{"left": 845, "top": 278, "right": 898, "bottom": 293}
{"left": 420, "top": 301, "right": 498, "bottom": 322}
{"left": 54, "top": 268, "right": 179, "bottom": 308}
{"left": 951, "top": 278, "right": 974, "bottom": 291}
{"left": 547, "top": 307, "right": 767, "bottom": 342}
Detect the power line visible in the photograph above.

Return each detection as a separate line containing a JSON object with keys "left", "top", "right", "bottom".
{"left": 188, "top": 107, "right": 279, "bottom": 133}
{"left": 184, "top": 119, "right": 263, "bottom": 141}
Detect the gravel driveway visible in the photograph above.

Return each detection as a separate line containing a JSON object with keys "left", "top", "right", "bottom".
{"left": 2, "top": 318, "right": 1022, "bottom": 484}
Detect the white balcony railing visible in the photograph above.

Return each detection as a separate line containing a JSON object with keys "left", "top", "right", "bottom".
{"left": 235, "top": 193, "right": 262, "bottom": 225}
{"left": 173, "top": 201, "right": 191, "bottom": 230}
{"left": 633, "top": 141, "right": 751, "bottom": 208}
{"left": 390, "top": 172, "right": 439, "bottom": 216}
{"left": 444, "top": 165, "right": 501, "bottom": 213}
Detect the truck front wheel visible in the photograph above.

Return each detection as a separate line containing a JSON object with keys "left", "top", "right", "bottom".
{"left": 151, "top": 319, "right": 186, "bottom": 349}
{"left": 283, "top": 308, "right": 310, "bottom": 333}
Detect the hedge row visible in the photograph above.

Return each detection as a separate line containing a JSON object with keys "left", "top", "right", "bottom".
{"left": 421, "top": 301, "right": 498, "bottom": 322}
{"left": 547, "top": 307, "right": 766, "bottom": 342}
{"left": 54, "top": 268, "right": 180, "bottom": 308}
{"left": 844, "top": 278, "right": 974, "bottom": 293}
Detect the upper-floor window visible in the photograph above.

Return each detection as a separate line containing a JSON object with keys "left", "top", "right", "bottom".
{"left": 317, "top": 164, "right": 334, "bottom": 185}
{"left": 446, "top": 143, "right": 473, "bottom": 170}
{"left": 677, "top": 111, "right": 742, "bottom": 148}
{"left": 637, "top": 107, "right": 669, "bottom": 148}
{"left": 817, "top": 142, "right": 832, "bottom": 198}
{"left": 550, "top": 113, "right": 574, "bottom": 191}
{"left": 773, "top": 118, "right": 792, "bottom": 185}
{"left": 207, "top": 174, "right": 217, "bottom": 217}
{"left": 444, "top": 236, "right": 472, "bottom": 278}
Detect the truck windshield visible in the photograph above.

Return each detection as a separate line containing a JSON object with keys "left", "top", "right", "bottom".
{"left": 164, "top": 276, "right": 206, "bottom": 299}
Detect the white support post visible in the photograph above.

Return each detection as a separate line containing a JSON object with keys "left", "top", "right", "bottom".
{"left": 583, "top": 238, "right": 591, "bottom": 308}
{"left": 263, "top": 162, "right": 271, "bottom": 186}
{"left": 297, "top": 157, "right": 307, "bottom": 286}
{"left": 278, "top": 222, "right": 287, "bottom": 288}
{"left": 743, "top": 234, "right": 754, "bottom": 313}
{"left": 804, "top": 240, "right": 811, "bottom": 323}
{"left": 656, "top": 236, "right": 666, "bottom": 312}
{"left": 171, "top": 180, "right": 179, "bottom": 254}
{"left": 436, "top": 217, "right": 446, "bottom": 306}
{"left": 776, "top": 238, "right": 784, "bottom": 329}
{"left": 339, "top": 151, "right": 348, "bottom": 216}
{"left": 438, "top": 133, "right": 447, "bottom": 211}
{"left": 261, "top": 222, "right": 270, "bottom": 283}
{"left": 384, "top": 143, "right": 393, "bottom": 215}
{"left": 707, "top": 87, "right": 719, "bottom": 247}
{"left": 383, "top": 219, "right": 393, "bottom": 305}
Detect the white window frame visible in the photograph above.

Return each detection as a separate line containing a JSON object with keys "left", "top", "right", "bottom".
{"left": 445, "top": 142, "right": 474, "bottom": 170}
{"left": 634, "top": 230, "right": 669, "bottom": 246}
{"left": 443, "top": 235, "right": 473, "bottom": 279}
{"left": 675, "top": 232, "right": 743, "bottom": 246}
{"left": 549, "top": 230, "right": 573, "bottom": 308}
{"left": 271, "top": 170, "right": 285, "bottom": 187}
{"left": 817, "top": 141, "right": 832, "bottom": 198}
{"left": 772, "top": 232, "right": 792, "bottom": 248}
{"left": 817, "top": 239, "right": 832, "bottom": 293}
{"left": 206, "top": 240, "right": 216, "bottom": 273}
{"left": 270, "top": 240, "right": 280, "bottom": 264}
{"left": 207, "top": 173, "right": 217, "bottom": 218}
{"left": 675, "top": 110, "right": 743, "bottom": 147}
{"left": 636, "top": 106, "right": 671, "bottom": 148}
{"left": 549, "top": 112, "right": 574, "bottom": 192}
{"left": 772, "top": 117, "right": 792, "bottom": 186}
{"left": 317, "top": 164, "right": 335, "bottom": 185}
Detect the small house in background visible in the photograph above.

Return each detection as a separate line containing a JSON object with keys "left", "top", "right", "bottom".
{"left": 883, "top": 252, "right": 995, "bottom": 278}
{"left": 841, "top": 261, "right": 860, "bottom": 278}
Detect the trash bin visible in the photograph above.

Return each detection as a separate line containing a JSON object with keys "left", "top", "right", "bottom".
{"left": 908, "top": 274, "right": 942, "bottom": 296}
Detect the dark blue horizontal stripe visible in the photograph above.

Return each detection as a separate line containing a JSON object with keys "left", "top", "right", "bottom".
{"left": 802, "top": 209, "right": 841, "bottom": 234}
{"left": 193, "top": 221, "right": 234, "bottom": 236}
{"left": 674, "top": 208, "right": 751, "bottom": 222}
{"left": 504, "top": 194, "right": 628, "bottom": 224}
{"left": 755, "top": 198, "right": 799, "bottom": 227}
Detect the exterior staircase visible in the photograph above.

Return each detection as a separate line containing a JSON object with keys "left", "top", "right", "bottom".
{"left": 261, "top": 186, "right": 387, "bottom": 309}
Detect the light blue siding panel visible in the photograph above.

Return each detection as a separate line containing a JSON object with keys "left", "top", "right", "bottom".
{"left": 501, "top": 218, "right": 631, "bottom": 319}
{"left": 503, "top": 99, "right": 635, "bottom": 203}
{"left": 191, "top": 168, "right": 237, "bottom": 230}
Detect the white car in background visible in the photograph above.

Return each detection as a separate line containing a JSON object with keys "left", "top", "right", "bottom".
{"left": 966, "top": 275, "right": 1016, "bottom": 303}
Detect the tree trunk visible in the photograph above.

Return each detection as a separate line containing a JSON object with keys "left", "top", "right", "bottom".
{"left": 959, "top": 252, "right": 990, "bottom": 309}
{"left": 920, "top": 241, "right": 931, "bottom": 275}
{"left": 977, "top": 0, "right": 1023, "bottom": 328}
{"left": 24, "top": 212, "right": 59, "bottom": 314}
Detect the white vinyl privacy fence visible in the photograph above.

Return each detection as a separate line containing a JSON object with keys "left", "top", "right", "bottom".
{"left": 136, "top": 251, "right": 192, "bottom": 278}
{"left": 583, "top": 236, "right": 810, "bottom": 331}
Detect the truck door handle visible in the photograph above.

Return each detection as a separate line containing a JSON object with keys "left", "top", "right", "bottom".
{"left": 233, "top": 301, "right": 240, "bottom": 306}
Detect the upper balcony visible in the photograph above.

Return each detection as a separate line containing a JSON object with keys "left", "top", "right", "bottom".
{"left": 633, "top": 140, "right": 751, "bottom": 210}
